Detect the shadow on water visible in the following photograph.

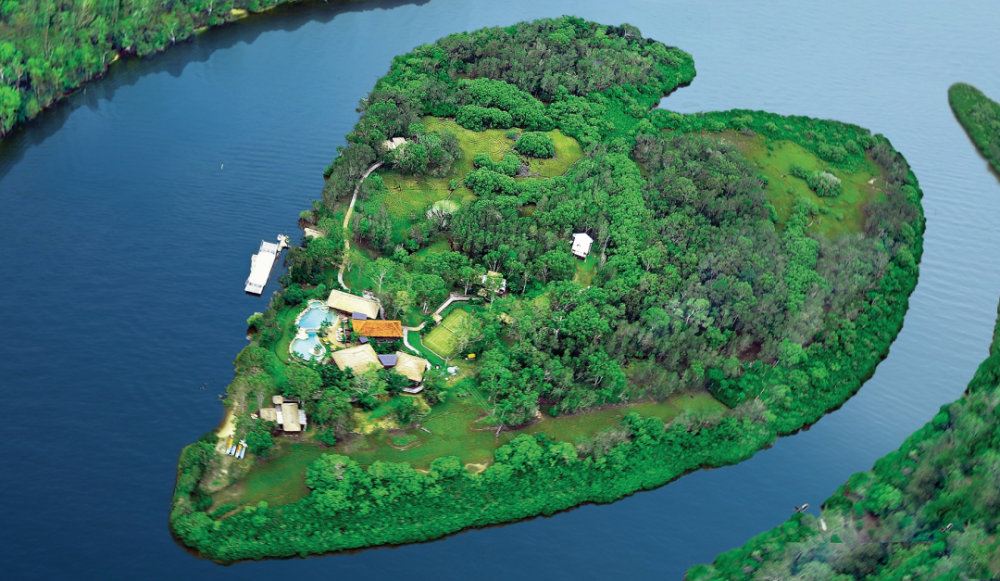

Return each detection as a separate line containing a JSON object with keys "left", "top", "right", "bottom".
{"left": 0, "top": 0, "right": 428, "bottom": 180}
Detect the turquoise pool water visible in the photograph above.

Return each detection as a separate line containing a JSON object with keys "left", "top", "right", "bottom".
{"left": 297, "top": 302, "right": 335, "bottom": 330}
{"left": 291, "top": 333, "right": 324, "bottom": 361}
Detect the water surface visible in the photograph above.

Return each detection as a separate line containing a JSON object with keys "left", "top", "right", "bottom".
{"left": 2, "top": 0, "right": 1000, "bottom": 579}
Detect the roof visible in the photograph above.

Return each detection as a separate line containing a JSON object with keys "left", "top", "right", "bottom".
{"left": 281, "top": 402, "right": 301, "bottom": 432}
{"left": 352, "top": 319, "right": 403, "bottom": 338}
{"left": 259, "top": 408, "right": 277, "bottom": 422}
{"left": 393, "top": 351, "right": 428, "bottom": 383}
{"left": 378, "top": 354, "right": 398, "bottom": 367}
{"left": 245, "top": 240, "right": 281, "bottom": 294}
{"left": 381, "top": 137, "right": 407, "bottom": 151}
{"left": 330, "top": 344, "right": 381, "bottom": 373}
{"left": 326, "top": 289, "right": 380, "bottom": 319}
{"left": 571, "top": 232, "right": 594, "bottom": 257}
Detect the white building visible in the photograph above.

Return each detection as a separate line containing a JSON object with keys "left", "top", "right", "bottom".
{"left": 571, "top": 233, "right": 594, "bottom": 259}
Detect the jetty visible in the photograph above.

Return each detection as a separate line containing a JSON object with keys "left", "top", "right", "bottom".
{"left": 245, "top": 235, "right": 289, "bottom": 295}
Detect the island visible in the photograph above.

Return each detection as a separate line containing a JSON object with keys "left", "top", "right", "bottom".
{"left": 170, "top": 17, "right": 925, "bottom": 562}
{"left": 685, "top": 83, "right": 1000, "bottom": 581}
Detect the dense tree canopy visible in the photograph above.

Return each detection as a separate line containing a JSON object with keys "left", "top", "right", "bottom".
{"left": 687, "top": 299, "right": 1000, "bottom": 581}
{"left": 949, "top": 82, "right": 1000, "bottom": 175}
{"left": 0, "top": 0, "right": 319, "bottom": 137}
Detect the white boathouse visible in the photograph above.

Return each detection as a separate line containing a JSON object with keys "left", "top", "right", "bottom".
{"left": 245, "top": 236, "right": 288, "bottom": 294}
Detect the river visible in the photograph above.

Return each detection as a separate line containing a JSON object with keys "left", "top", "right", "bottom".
{"left": 1, "top": 0, "right": 999, "bottom": 578}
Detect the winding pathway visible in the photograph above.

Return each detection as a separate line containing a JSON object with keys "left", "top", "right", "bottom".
{"left": 337, "top": 160, "right": 383, "bottom": 290}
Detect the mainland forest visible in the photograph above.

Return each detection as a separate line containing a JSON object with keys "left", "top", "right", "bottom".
{"left": 950, "top": 82, "right": 1000, "bottom": 176}
{"left": 0, "top": 0, "right": 332, "bottom": 136}
{"left": 170, "top": 17, "right": 924, "bottom": 562}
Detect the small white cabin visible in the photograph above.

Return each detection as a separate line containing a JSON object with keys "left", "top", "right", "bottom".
{"left": 571, "top": 233, "right": 594, "bottom": 259}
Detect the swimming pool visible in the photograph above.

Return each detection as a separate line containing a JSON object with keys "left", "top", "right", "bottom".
{"left": 296, "top": 300, "right": 335, "bottom": 331}
{"left": 291, "top": 333, "right": 325, "bottom": 361}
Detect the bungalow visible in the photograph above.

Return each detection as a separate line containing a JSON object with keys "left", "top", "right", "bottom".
{"left": 259, "top": 395, "right": 308, "bottom": 433}
{"left": 571, "top": 232, "right": 594, "bottom": 259}
{"left": 326, "top": 289, "right": 381, "bottom": 320}
{"left": 351, "top": 319, "right": 404, "bottom": 341}
{"left": 330, "top": 343, "right": 382, "bottom": 374}
{"left": 479, "top": 270, "right": 507, "bottom": 295}
{"left": 381, "top": 137, "right": 407, "bottom": 152}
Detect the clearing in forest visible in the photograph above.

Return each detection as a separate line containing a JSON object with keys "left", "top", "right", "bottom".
{"left": 721, "top": 132, "right": 884, "bottom": 237}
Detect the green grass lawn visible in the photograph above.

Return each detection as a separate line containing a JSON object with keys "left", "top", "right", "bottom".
{"left": 720, "top": 132, "right": 883, "bottom": 237}
{"left": 526, "top": 129, "right": 585, "bottom": 177}
{"left": 212, "top": 442, "right": 327, "bottom": 507}
{"left": 423, "top": 116, "right": 514, "bottom": 175}
{"left": 423, "top": 308, "right": 474, "bottom": 359}
{"left": 573, "top": 253, "right": 597, "bottom": 287}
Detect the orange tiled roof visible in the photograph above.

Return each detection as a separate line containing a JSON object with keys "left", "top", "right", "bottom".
{"left": 351, "top": 319, "right": 404, "bottom": 338}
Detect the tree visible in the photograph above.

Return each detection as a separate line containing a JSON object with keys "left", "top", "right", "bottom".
{"left": 513, "top": 131, "right": 555, "bottom": 157}
{"left": 245, "top": 420, "right": 275, "bottom": 457}
{"left": 285, "top": 365, "right": 322, "bottom": 401}
{"left": 367, "top": 258, "right": 396, "bottom": 293}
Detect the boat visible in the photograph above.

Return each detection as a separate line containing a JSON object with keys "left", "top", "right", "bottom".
{"left": 238, "top": 440, "right": 247, "bottom": 459}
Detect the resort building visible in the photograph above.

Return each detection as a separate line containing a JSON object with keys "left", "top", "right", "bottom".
{"left": 326, "top": 289, "right": 381, "bottom": 320}
{"left": 351, "top": 319, "right": 404, "bottom": 341}
{"left": 259, "top": 396, "right": 307, "bottom": 432}
{"left": 391, "top": 351, "right": 430, "bottom": 394}
{"left": 330, "top": 343, "right": 382, "bottom": 374}
{"left": 571, "top": 232, "right": 594, "bottom": 259}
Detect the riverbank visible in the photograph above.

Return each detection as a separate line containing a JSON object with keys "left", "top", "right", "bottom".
{"left": 0, "top": 0, "right": 377, "bottom": 140}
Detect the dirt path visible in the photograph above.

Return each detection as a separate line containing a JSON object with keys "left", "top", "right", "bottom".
{"left": 338, "top": 161, "right": 383, "bottom": 290}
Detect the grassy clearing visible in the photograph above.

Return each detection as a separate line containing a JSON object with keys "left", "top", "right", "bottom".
{"left": 216, "top": 390, "right": 725, "bottom": 504}
{"left": 573, "top": 254, "right": 597, "bottom": 287}
{"left": 212, "top": 442, "right": 327, "bottom": 507}
{"left": 423, "top": 116, "right": 513, "bottom": 174}
{"left": 340, "top": 390, "right": 722, "bottom": 470}
{"left": 719, "top": 132, "right": 884, "bottom": 237}
{"left": 423, "top": 308, "right": 474, "bottom": 359}
{"left": 526, "top": 129, "right": 584, "bottom": 177}
{"left": 366, "top": 118, "right": 582, "bottom": 246}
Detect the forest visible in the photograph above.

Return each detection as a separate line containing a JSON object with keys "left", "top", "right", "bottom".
{"left": 685, "top": 298, "right": 1000, "bottom": 580}
{"left": 949, "top": 83, "right": 1000, "bottom": 175}
{"left": 171, "top": 17, "right": 925, "bottom": 561}
{"left": 0, "top": 0, "right": 359, "bottom": 136}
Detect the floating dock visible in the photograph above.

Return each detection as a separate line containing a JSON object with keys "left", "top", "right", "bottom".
{"left": 245, "top": 235, "right": 289, "bottom": 295}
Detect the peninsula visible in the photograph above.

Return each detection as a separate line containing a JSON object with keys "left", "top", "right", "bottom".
{"left": 170, "top": 17, "right": 924, "bottom": 562}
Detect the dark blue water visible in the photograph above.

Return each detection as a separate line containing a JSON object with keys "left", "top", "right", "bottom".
{"left": 2, "top": 0, "right": 999, "bottom": 578}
